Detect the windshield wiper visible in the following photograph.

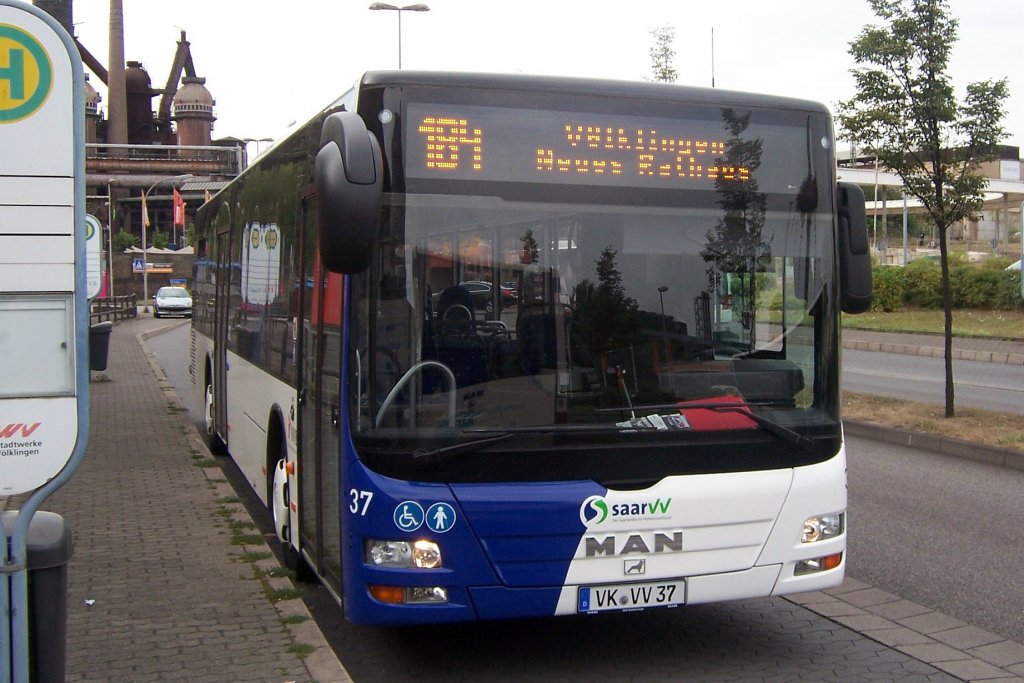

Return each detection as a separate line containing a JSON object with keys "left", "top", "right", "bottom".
{"left": 595, "top": 400, "right": 776, "bottom": 414}
{"left": 710, "top": 406, "right": 814, "bottom": 450}
{"left": 465, "top": 425, "right": 640, "bottom": 434}
{"left": 411, "top": 433, "right": 514, "bottom": 467}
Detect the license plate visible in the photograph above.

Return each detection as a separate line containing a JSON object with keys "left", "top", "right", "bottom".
{"left": 578, "top": 580, "right": 686, "bottom": 613}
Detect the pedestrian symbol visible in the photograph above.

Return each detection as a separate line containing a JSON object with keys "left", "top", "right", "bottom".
{"left": 393, "top": 501, "right": 424, "bottom": 532}
{"left": 425, "top": 502, "right": 456, "bottom": 533}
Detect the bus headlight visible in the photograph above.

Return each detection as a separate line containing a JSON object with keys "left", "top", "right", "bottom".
{"left": 801, "top": 512, "right": 844, "bottom": 543}
{"left": 366, "top": 540, "right": 442, "bottom": 568}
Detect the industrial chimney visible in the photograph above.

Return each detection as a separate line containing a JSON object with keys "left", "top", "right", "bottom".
{"left": 106, "top": 0, "right": 128, "bottom": 145}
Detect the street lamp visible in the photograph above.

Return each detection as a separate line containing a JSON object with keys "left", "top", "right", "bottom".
{"left": 141, "top": 174, "right": 193, "bottom": 313}
{"left": 107, "top": 180, "right": 117, "bottom": 303}
{"left": 657, "top": 285, "right": 670, "bottom": 367}
{"left": 369, "top": 3, "right": 430, "bottom": 69}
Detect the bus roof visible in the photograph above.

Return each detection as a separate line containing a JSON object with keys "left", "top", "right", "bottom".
{"left": 357, "top": 70, "right": 831, "bottom": 116}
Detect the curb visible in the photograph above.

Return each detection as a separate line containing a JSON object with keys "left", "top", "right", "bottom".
{"left": 842, "top": 338, "right": 1024, "bottom": 366}
{"left": 137, "top": 322, "right": 353, "bottom": 683}
{"left": 845, "top": 419, "right": 1024, "bottom": 472}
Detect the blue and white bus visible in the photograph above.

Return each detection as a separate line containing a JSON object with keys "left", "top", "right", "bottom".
{"left": 190, "top": 71, "right": 871, "bottom": 625}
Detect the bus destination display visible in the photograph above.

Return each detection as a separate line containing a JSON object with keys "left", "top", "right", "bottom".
{"left": 406, "top": 103, "right": 752, "bottom": 189}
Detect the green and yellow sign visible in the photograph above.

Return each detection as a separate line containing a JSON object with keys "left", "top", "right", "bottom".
{"left": 0, "top": 22, "right": 52, "bottom": 123}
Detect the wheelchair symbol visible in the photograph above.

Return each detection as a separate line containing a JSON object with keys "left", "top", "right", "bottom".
{"left": 393, "top": 501, "right": 424, "bottom": 532}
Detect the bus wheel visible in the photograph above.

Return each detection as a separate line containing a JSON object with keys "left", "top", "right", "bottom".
{"left": 204, "top": 383, "right": 226, "bottom": 454}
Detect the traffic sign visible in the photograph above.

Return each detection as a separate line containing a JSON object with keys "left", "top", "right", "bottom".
{"left": 85, "top": 213, "right": 101, "bottom": 299}
{"left": 0, "top": 0, "right": 88, "bottom": 497}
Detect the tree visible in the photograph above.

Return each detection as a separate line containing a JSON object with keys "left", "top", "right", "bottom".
{"left": 701, "top": 109, "right": 770, "bottom": 348}
{"left": 113, "top": 228, "right": 138, "bottom": 252}
{"left": 152, "top": 229, "right": 170, "bottom": 250}
{"left": 837, "top": 0, "right": 1009, "bottom": 417}
{"left": 572, "top": 247, "right": 639, "bottom": 356}
{"left": 649, "top": 25, "right": 678, "bottom": 83}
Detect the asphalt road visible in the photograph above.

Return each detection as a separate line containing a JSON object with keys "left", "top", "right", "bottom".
{"left": 842, "top": 348, "right": 1024, "bottom": 414}
{"left": 845, "top": 433, "right": 1024, "bottom": 644}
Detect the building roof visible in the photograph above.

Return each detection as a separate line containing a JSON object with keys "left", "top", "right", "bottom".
{"left": 181, "top": 180, "right": 229, "bottom": 192}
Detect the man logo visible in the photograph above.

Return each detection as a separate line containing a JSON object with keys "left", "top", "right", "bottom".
{"left": 580, "top": 495, "right": 608, "bottom": 525}
{"left": 624, "top": 558, "right": 646, "bottom": 575}
{"left": 0, "top": 24, "right": 53, "bottom": 123}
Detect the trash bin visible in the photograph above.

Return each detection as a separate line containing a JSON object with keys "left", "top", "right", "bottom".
{"left": 89, "top": 321, "right": 113, "bottom": 371}
{"left": 1, "top": 511, "right": 73, "bottom": 683}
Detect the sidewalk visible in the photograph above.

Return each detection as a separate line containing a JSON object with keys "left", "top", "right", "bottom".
{"left": 2, "top": 316, "right": 348, "bottom": 683}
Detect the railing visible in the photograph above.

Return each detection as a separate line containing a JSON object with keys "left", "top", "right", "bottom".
{"left": 85, "top": 142, "right": 243, "bottom": 176}
{"left": 90, "top": 295, "right": 138, "bottom": 325}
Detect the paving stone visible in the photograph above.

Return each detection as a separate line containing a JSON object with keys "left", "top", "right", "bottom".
{"left": 834, "top": 614, "right": 902, "bottom": 632}
{"left": 866, "top": 598, "right": 936, "bottom": 621}
{"left": 930, "top": 657, "right": 1016, "bottom": 680}
{"left": 968, "top": 640, "right": 1024, "bottom": 668}
{"left": 862, "top": 627, "right": 938, "bottom": 648}
{"left": 825, "top": 577, "right": 873, "bottom": 595}
{"left": 899, "top": 642, "right": 976, "bottom": 663}
{"left": 930, "top": 625, "right": 1005, "bottom": 650}
{"left": 841, "top": 587, "right": 902, "bottom": 608}
{"left": 803, "top": 600, "right": 870, "bottom": 618}
{"left": 898, "top": 611, "right": 971, "bottom": 635}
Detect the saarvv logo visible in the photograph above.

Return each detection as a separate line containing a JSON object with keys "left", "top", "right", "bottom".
{"left": 580, "top": 495, "right": 609, "bottom": 525}
{"left": 580, "top": 494, "right": 673, "bottom": 526}
{"left": 0, "top": 23, "right": 53, "bottom": 123}
{"left": 0, "top": 422, "right": 42, "bottom": 439}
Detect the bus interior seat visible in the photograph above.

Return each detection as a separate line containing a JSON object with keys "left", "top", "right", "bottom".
{"left": 438, "top": 285, "right": 474, "bottom": 329}
{"left": 436, "top": 285, "right": 487, "bottom": 387}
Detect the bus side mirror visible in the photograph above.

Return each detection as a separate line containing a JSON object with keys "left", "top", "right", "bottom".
{"left": 315, "top": 111, "right": 383, "bottom": 274}
{"left": 837, "top": 182, "right": 872, "bottom": 314}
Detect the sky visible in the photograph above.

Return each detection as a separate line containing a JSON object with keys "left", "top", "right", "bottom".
{"left": 66, "top": 0, "right": 1023, "bottom": 152}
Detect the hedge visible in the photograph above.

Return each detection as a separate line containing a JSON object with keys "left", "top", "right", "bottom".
{"left": 871, "top": 261, "right": 1023, "bottom": 310}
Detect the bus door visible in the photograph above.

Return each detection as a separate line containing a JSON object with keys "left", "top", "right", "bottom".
{"left": 213, "top": 229, "right": 231, "bottom": 443}
{"left": 298, "top": 198, "right": 344, "bottom": 592}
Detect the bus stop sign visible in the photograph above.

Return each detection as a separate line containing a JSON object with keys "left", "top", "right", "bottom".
{"left": 0, "top": 0, "right": 88, "bottom": 496}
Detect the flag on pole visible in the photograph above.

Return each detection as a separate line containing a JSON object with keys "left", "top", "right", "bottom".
{"left": 173, "top": 188, "right": 186, "bottom": 227}
{"left": 141, "top": 190, "right": 151, "bottom": 228}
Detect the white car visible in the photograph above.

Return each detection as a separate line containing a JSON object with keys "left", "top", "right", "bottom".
{"left": 153, "top": 286, "right": 192, "bottom": 318}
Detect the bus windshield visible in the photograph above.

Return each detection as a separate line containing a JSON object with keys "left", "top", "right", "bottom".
{"left": 345, "top": 84, "right": 843, "bottom": 482}
{"left": 350, "top": 192, "right": 838, "bottom": 451}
